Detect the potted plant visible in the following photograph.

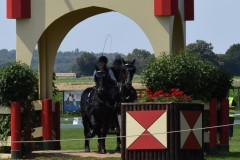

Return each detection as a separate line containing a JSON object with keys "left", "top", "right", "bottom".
{"left": 121, "top": 51, "right": 233, "bottom": 160}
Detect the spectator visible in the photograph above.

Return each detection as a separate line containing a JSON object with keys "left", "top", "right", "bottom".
{"left": 228, "top": 96, "right": 236, "bottom": 140}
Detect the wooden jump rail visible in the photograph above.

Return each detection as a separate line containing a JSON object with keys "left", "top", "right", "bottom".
{"left": 0, "top": 99, "right": 61, "bottom": 159}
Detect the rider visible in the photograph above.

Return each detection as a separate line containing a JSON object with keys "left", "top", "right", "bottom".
{"left": 109, "top": 58, "right": 122, "bottom": 83}
{"left": 92, "top": 56, "right": 115, "bottom": 82}
{"left": 88, "top": 56, "right": 118, "bottom": 138}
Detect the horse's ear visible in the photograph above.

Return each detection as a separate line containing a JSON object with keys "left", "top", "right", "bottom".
{"left": 95, "top": 65, "right": 99, "bottom": 71}
{"left": 131, "top": 59, "right": 135, "bottom": 65}
{"left": 122, "top": 58, "right": 126, "bottom": 65}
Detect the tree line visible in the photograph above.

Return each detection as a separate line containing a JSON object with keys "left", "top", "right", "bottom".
{"left": 1, "top": 40, "right": 240, "bottom": 76}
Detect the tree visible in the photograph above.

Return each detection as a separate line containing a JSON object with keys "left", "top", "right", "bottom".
{"left": 186, "top": 40, "right": 218, "bottom": 65}
{"left": 222, "top": 43, "right": 240, "bottom": 75}
{"left": 126, "top": 49, "right": 154, "bottom": 74}
{"left": 76, "top": 52, "right": 97, "bottom": 76}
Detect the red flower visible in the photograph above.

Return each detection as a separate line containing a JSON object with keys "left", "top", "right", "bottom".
{"left": 145, "top": 88, "right": 151, "bottom": 93}
{"left": 137, "top": 88, "right": 191, "bottom": 103}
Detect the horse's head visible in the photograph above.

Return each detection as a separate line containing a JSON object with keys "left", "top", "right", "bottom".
{"left": 94, "top": 66, "right": 109, "bottom": 96}
{"left": 121, "top": 59, "right": 136, "bottom": 89}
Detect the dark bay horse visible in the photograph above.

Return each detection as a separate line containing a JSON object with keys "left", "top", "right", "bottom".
{"left": 114, "top": 59, "right": 137, "bottom": 151}
{"left": 119, "top": 59, "right": 137, "bottom": 103}
{"left": 80, "top": 67, "right": 115, "bottom": 154}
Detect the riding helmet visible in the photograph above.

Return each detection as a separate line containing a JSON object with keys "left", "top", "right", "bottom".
{"left": 98, "top": 56, "right": 108, "bottom": 64}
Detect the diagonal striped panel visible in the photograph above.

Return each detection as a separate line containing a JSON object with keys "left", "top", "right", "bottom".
{"left": 128, "top": 130, "right": 166, "bottom": 150}
{"left": 128, "top": 110, "right": 165, "bottom": 129}
{"left": 126, "top": 112, "right": 145, "bottom": 148}
{"left": 180, "top": 111, "right": 202, "bottom": 150}
{"left": 126, "top": 110, "right": 167, "bottom": 150}
{"left": 193, "top": 113, "right": 202, "bottom": 148}
{"left": 148, "top": 111, "right": 167, "bottom": 148}
{"left": 182, "top": 111, "right": 201, "bottom": 128}
{"left": 180, "top": 112, "right": 191, "bottom": 148}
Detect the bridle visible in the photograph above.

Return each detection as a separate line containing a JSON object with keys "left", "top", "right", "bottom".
{"left": 119, "top": 60, "right": 136, "bottom": 100}
{"left": 94, "top": 70, "right": 108, "bottom": 102}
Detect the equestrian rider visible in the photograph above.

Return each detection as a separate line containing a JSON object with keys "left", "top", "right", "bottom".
{"left": 88, "top": 56, "right": 118, "bottom": 138}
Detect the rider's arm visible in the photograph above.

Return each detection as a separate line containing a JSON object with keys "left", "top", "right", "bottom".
{"left": 108, "top": 69, "right": 117, "bottom": 82}
{"left": 92, "top": 70, "right": 96, "bottom": 82}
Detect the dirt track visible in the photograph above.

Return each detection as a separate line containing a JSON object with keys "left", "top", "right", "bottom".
{"left": 28, "top": 150, "right": 121, "bottom": 159}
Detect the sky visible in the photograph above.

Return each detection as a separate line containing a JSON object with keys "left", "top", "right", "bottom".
{"left": 1, "top": 0, "right": 240, "bottom": 54}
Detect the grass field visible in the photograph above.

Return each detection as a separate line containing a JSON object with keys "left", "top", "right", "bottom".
{"left": 61, "top": 128, "right": 118, "bottom": 151}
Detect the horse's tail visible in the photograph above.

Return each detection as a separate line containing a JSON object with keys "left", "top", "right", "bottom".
{"left": 80, "top": 87, "right": 93, "bottom": 116}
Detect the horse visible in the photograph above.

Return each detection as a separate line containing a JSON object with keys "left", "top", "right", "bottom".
{"left": 114, "top": 59, "right": 138, "bottom": 151}
{"left": 80, "top": 66, "right": 115, "bottom": 154}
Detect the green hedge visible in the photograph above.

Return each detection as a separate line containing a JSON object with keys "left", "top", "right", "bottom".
{"left": 141, "top": 52, "right": 233, "bottom": 101}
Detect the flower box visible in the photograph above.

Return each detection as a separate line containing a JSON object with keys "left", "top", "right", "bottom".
{"left": 121, "top": 102, "right": 204, "bottom": 160}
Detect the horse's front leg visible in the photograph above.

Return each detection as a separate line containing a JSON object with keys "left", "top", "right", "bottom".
{"left": 98, "top": 130, "right": 107, "bottom": 154}
{"left": 82, "top": 116, "right": 90, "bottom": 152}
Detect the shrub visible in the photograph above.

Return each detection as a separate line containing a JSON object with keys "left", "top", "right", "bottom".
{"left": 141, "top": 51, "right": 233, "bottom": 101}
{"left": 0, "top": 62, "right": 38, "bottom": 143}
{"left": 0, "top": 62, "right": 38, "bottom": 105}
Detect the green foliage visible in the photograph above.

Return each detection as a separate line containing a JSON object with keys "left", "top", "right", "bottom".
{"left": 186, "top": 40, "right": 218, "bottom": 64}
{"left": 126, "top": 49, "right": 154, "bottom": 74}
{"left": 0, "top": 62, "right": 39, "bottom": 142}
{"left": 0, "top": 49, "right": 15, "bottom": 67}
{"left": 0, "top": 62, "right": 38, "bottom": 105}
{"left": 141, "top": 51, "right": 233, "bottom": 101}
{"left": 222, "top": 43, "right": 240, "bottom": 75}
{"left": 0, "top": 115, "right": 10, "bottom": 140}
{"left": 76, "top": 52, "right": 97, "bottom": 76}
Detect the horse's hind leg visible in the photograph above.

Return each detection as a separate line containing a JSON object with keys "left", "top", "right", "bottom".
{"left": 98, "top": 131, "right": 107, "bottom": 154}
{"left": 116, "top": 125, "right": 121, "bottom": 152}
{"left": 82, "top": 116, "right": 90, "bottom": 152}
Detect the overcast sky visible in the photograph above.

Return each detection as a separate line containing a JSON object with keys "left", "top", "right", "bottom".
{"left": 1, "top": 0, "right": 240, "bottom": 54}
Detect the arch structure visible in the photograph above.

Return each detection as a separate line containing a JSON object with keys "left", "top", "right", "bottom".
{"left": 7, "top": 0, "right": 194, "bottom": 99}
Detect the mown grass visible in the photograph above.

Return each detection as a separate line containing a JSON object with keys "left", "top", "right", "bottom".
{"left": 61, "top": 128, "right": 118, "bottom": 151}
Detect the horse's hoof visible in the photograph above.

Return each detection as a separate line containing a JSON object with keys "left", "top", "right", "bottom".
{"left": 99, "top": 148, "right": 106, "bottom": 154}
{"left": 85, "top": 147, "right": 90, "bottom": 152}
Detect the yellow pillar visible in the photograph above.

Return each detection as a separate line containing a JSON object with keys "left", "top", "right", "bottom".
{"left": 38, "top": 32, "right": 53, "bottom": 99}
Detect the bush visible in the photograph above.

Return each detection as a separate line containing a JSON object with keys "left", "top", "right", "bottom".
{"left": 0, "top": 62, "right": 38, "bottom": 142}
{"left": 0, "top": 62, "right": 38, "bottom": 105}
{"left": 141, "top": 52, "right": 233, "bottom": 101}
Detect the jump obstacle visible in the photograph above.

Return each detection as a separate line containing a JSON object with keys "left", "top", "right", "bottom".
{"left": 0, "top": 100, "right": 60, "bottom": 159}
{"left": 0, "top": 98, "right": 231, "bottom": 159}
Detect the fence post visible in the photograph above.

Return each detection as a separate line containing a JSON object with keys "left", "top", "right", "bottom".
{"left": 54, "top": 101, "right": 61, "bottom": 150}
{"left": 11, "top": 101, "right": 22, "bottom": 159}
{"left": 42, "top": 99, "right": 53, "bottom": 150}
{"left": 219, "top": 98, "right": 229, "bottom": 151}
{"left": 208, "top": 98, "right": 217, "bottom": 154}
